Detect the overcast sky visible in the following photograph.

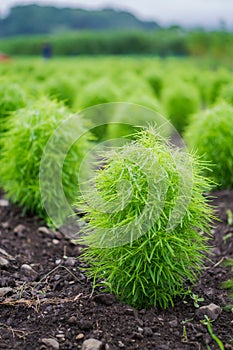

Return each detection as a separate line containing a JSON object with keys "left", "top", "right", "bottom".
{"left": 0, "top": 0, "right": 233, "bottom": 28}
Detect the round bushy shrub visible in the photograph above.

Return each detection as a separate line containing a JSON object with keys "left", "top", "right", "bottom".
{"left": 46, "top": 76, "right": 76, "bottom": 108}
{"left": 77, "top": 126, "right": 212, "bottom": 309}
{"left": 0, "top": 97, "right": 90, "bottom": 222}
{"left": 162, "top": 82, "right": 200, "bottom": 133}
{"left": 106, "top": 97, "right": 163, "bottom": 140}
{"left": 0, "top": 80, "right": 26, "bottom": 134}
{"left": 219, "top": 83, "right": 233, "bottom": 105}
{"left": 185, "top": 102, "right": 233, "bottom": 188}
{"left": 76, "top": 78, "right": 120, "bottom": 110}
{"left": 75, "top": 78, "right": 120, "bottom": 141}
{"left": 208, "top": 69, "right": 231, "bottom": 104}
{"left": 144, "top": 70, "right": 164, "bottom": 97}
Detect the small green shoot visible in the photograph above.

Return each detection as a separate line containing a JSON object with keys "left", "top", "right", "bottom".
{"left": 201, "top": 315, "right": 225, "bottom": 350}
{"left": 226, "top": 209, "right": 233, "bottom": 227}
{"left": 190, "top": 292, "right": 205, "bottom": 308}
{"left": 181, "top": 318, "right": 193, "bottom": 343}
{"left": 221, "top": 259, "right": 233, "bottom": 300}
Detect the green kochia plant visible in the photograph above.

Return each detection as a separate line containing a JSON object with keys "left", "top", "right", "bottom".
{"left": 162, "top": 82, "right": 200, "bottom": 133}
{"left": 77, "top": 126, "right": 213, "bottom": 309}
{"left": 0, "top": 80, "right": 26, "bottom": 134}
{"left": 184, "top": 102, "right": 233, "bottom": 189}
{"left": 0, "top": 97, "right": 90, "bottom": 223}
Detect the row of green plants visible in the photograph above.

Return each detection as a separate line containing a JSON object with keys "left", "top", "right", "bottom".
{"left": 1, "top": 57, "right": 233, "bottom": 136}
{"left": 0, "top": 57, "right": 232, "bottom": 309}
{"left": 1, "top": 29, "right": 233, "bottom": 60}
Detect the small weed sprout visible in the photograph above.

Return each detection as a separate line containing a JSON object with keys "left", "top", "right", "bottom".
{"left": 201, "top": 315, "right": 225, "bottom": 350}
{"left": 226, "top": 209, "right": 233, "bottom": 227}
{"left": 77, "top": 126, "right": 213, "bottom": 309}
{"left": 221, "top": 259, "right": 233, "bottom": 301}
{"left": 189, "top": 291, "right": 204, "bottom": 308}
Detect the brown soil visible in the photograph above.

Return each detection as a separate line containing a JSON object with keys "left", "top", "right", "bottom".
{"left": 0, "top": 189, "right": 232, "bottom": 350}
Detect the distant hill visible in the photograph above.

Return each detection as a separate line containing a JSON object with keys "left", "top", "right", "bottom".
{"left": 0, "top": 5, "right": 160, "bottom": 37}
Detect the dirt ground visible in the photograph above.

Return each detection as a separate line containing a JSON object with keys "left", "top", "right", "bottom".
{"left": 0, "top": 189, "right": 232, "bottom": 350}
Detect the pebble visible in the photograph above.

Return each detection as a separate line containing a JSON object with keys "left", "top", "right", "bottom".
{"left": 132, "top": 331, "right": 143, "bottom": 340}
{"left": 78, "top": 319, "right": 93, "bottom": 330}
{"left": 41, "top": 338, "right": 60, "bottom": 349}
{"left": 0, "top": 248, "right": 13, "bottom": 259}
{"left": 1, "top": 222, "right": 9, "bottom": 228}
{"left": 52, "top": 239, "right": 60, "bottom": 245}
{"left": 76, "top": 333, "right": 85, "bottom": 340}
{"left": 21, "top": 264, "right": 38, "bottom": 279}
{"left": 143, "top": 327, "right": 153, "bottom": 337}
{"left": 81, "top": 338, "right": 103, "bottom": 350}
{"left": 93, "top": 293, "right": 116, "bottom": 306}
{"left": 136, "top": 318, "right": 144, "bottom": 327}
{"left": 196, "top": 303, "right": 222, "bottom": 320}
{"left": 68, "top": 316, "right": 78, "bottom": 325}
{"left": 38, "top": 226, "right": 51, "bottom": 235}
{"left": 0, "top": 199, "right": 9, "bottom": 207}
{"left": 168, "top": 319, "right": 178, "bottom": 327}
{"left": 0, "top": 287, "right": 13, "bottom": 297}
{"left": 124, "top": 308, "right": 135, "bottom": 316}
{"left": 56, "top": 334, "right": 65, "bottom": 339}
{"left": 0, "top": 256, "right": 9, "bottom": 267}
{"left": 65, "top": 257, "right": 76, "bottom": 267}
{"left": 118, "top": 340, "right": 125, "bottom": 348}
{"left": 14, "top": 224, "right": 26, "bottom": 235}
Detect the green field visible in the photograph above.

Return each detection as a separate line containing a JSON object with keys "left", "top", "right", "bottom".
{"left": 0, "top": 55, "right": 233, "bottom": 309}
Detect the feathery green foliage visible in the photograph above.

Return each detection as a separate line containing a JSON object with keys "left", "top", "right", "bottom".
{"left": 0, "top": 80, "right": 26, "bottom": 134}
{"left": 46, "top": 76, "right": 77, "bottom": 108}
{"left": 185, "top": 102, "right": 233, "bottom": 189}
{"left": 162, "top": 82, "right": 200, "bottom": 133}
{"left": 219, "top": 83, "right": 233, "bottom": 106}
{"left": 76, "top": 126, "right": 213, "bottom": 309}
{"left": 0, "top": 97, "right": 90, "bottom": 223}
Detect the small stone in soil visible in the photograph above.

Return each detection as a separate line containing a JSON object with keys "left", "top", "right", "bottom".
{"left": 76, "top": 333, "right": 85, "bottom": 340}
{"left": 41, "top": 338, "right": 60, "bottom": 349}
{"left": 38, "top": 226, "right": 51, "bottom": 235}
{"left": 81, "top": 338, "right": 103, "bottom": 350}
{"left": 132, "top": 332, "right": 143, "bottom": 340}
{"left": 118, "top": 340, "right": 125, "bottom": 348}
{"left": 0, "top": 199, "right": 9, "bottom": 207}
{"left": 14, "top": 224, "right": 26, "bottom": 235}
{"left": 68, "top": 316, "right": 77, "bottom": 324}
{"left": 0, "top": 256, "right": 9, "bottom": 267}
{"left": 143, "top": 327, "right": 153, "bottom": 337}
{"left": 52, "top": 239, "right": 60, "bottom": 245}
{"left": 78, "top": 319, "right": 93, "bottom": 330}
{"left": 196, "top": 303, "right": 222, "bottom": 320}
{"left": 93, "top": 293, "right": 116, "bottom": 306}
{"left": 0, "top": 287, "right": 13, "bottom": 297}
{"left": 21, "top": 264, "right": 38, "bottom": 279}
{"left": 65, "top": 257, "right": 76, "bottom": 267}
{"left": 124, "top": 308, "right": 135, "bottom": 316}
{"left": 168, "top": 319, "right": 178, "bottom": 327}
{"left": 1, "top": 222, "right": 10, "bottom": 229}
